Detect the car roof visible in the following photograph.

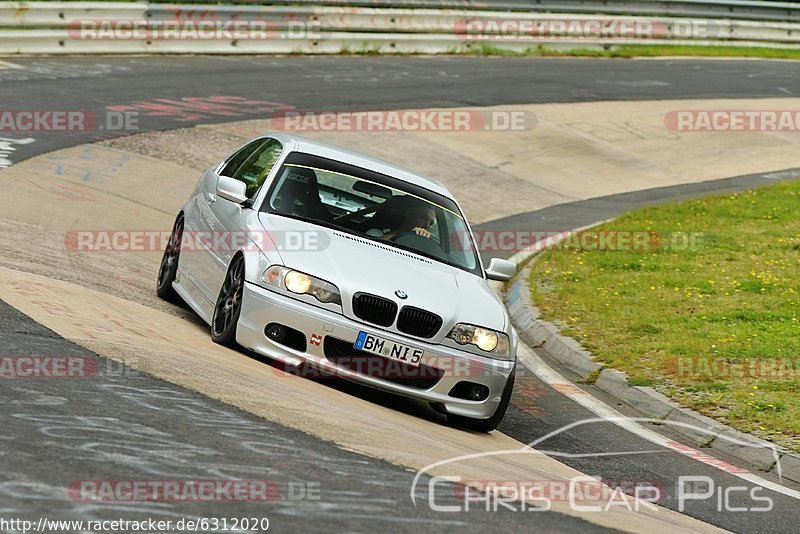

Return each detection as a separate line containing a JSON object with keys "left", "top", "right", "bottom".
{"left": 265, "top": 133, "right": 453, "bottom": 199}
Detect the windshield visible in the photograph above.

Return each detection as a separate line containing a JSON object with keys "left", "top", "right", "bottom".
{"left": 261, "top": 152, "right": 482, "bottom": 276}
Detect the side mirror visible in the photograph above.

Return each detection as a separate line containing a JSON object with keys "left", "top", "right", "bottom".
{"left": 485, "top": 258, "right": 516, "bottom": 282}
{"left": 216, "top": 175, "right": 249, "bottom": 204}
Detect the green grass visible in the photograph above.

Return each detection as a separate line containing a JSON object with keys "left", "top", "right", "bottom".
{"left": 529, "top": 180, "right": 800, "bottom": 450}
{"left": 609, "top": 44, "right": 800, "bottom": 59}
{"left": 460, "top": 43, "right": 800, "bottom": 60}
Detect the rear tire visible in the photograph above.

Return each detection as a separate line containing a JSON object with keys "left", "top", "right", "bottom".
{"left": 156, "top": 215, "right": 184, "bottom": 303}
{"left": 211, "top": 254, "right": 245, "bottom": 348}
{"left": 447, "top": 367, "right": 515, "bottom": 433}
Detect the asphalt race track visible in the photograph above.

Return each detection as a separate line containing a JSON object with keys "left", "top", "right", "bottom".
{"left": 3, "top": 56, "right": 800, "bottom": 163}
{"left": 0, "top": 300, "right": 612, "bottom": 533}
{"left": 3, "top": 55, "right": 800, "bottom": 533}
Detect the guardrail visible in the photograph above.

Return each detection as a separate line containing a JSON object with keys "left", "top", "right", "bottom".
{"left": 7, "top": 0, "right": 800, "bottom": 22}
{"left": 156, "top": 0, "right": 800, "bottom": 22}
{"left": 1, "top": 1, "right": 799, "bottom": 54}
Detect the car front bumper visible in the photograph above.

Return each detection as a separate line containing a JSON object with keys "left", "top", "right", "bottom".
{"left": 237, "top": 281, "right": 515, "bottom": 419}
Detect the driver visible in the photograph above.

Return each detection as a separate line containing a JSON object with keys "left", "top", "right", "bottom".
{"left": 381, "top": 200, "right": 436, "bottom": 241}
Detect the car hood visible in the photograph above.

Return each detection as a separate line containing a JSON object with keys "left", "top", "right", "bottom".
{"left": 258, "top": 213, "right": 507, "bottom": 336}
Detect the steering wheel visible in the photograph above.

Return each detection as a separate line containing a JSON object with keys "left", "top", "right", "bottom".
{"left": 391, "top": 231, "right": 445, "bottom": 258}
{"left": 389, "top": 231, "right": 419, "bottom": 242}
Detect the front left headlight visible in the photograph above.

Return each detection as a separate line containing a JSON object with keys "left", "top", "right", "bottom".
{"left": 447, "top": 323, "right": 511, "bottom": 359}
{"left": 262, "top": 265, "right": 342, "bottom": 305}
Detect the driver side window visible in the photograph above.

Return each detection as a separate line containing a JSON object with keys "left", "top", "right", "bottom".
{"left": 220, "top": 139, "right": 262, "bottom": 178}
{"left": 220, "top": 138, "right": 283, "bottom": 199}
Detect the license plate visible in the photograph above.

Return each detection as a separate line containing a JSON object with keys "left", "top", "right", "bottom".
{"left": 355, "top": 331, "right": 423, "bottom": 367}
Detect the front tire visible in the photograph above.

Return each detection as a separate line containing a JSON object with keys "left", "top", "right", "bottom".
{"left": 211, "top": 254, "right": 245, "bottom": 348}
{"left": 447, "top": 367, "right": 515, "bottom": 433}
{"left": 156, "top": 215, "right": 184, "bottom": 303}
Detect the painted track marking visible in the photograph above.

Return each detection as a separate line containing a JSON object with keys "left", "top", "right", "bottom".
{"left": 516, "top": 343, "right": 800, "bottom": 501}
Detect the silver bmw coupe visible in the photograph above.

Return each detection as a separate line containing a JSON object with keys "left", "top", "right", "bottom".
{"left": 157, "top": 133, "right": 517, "bottom": 431}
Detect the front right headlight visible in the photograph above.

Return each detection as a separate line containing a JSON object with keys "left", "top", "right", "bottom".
{"left": 447, "top": 323, "right": 511, "bottom": 359}
{"left": 261, "top": 265, "right": 342, "bottom": 305}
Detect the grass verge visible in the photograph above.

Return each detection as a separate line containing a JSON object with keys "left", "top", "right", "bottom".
{"left": 529, "top": 180, "right": 800, "bottom": 450}
{"left": 463, "top": 43, "right": 800, "bottom": 60}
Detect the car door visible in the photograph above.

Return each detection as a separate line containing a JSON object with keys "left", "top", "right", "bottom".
{"left": 193, "top": 137, "right": 283, "bottom": 302}
{"left": 181, "top": 138, "right": 264, "bottom": 301}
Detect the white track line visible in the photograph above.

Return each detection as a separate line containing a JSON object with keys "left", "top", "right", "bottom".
{"left": 0, "top": 60, "right": 24, "bottom": 70}
{"left": 517, "top": 343, "right": 800, "bottom": 500}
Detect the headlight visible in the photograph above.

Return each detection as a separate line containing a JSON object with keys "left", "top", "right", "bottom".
{"left": 262, "top": 265, "right": 342, "bottom": 305}
{"left": 285, "top": 271, "right": 311, "bottom": 294}
{"left": 473, "top": 328, "right": 498, "bottom": 352}
{"left": 447, "top": 323, "right": 510, "bottom": 358}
